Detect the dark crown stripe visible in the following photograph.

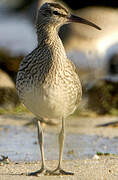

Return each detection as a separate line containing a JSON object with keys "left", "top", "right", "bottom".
{"left": 49, "top": 3, "right": 68, "bottom": 14}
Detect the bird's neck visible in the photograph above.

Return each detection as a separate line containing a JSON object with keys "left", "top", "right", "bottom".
{"left": 36, "top": 23, "right": 67, "bottom": 63}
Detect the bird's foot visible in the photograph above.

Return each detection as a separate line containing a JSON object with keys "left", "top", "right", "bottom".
{"left": 27, "top": 167, "right": 74, "bottom": 176}
{"left": 27, "top": 167, "right": 52, "bottom": 176}
{"left": 49, "top": 167, "right": 74, "bottom": 175}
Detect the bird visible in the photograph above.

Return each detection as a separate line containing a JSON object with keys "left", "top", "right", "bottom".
{"left": 16, "top": 2, "right": 101, "bottom": 176}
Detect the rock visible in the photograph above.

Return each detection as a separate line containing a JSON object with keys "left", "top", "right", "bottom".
{"left": 92, "top": 154, "right": 100, "bottom": 160}
{"left": 0, "top": 69, "right": 20, "bottom": 109}
{"left": 0, "top": 69, "right": 15, "bottom": 88}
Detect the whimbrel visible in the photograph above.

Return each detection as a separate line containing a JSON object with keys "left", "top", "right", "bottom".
{"left": 16, "top": 2, "right": 101, "bottom": 176}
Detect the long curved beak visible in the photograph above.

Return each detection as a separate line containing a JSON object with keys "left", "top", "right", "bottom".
{"left": 67, "top": 14, "right": 101, "bottom": 30}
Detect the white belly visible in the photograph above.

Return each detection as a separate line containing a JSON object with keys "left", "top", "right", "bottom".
{"left": 22, "top": 85, "right": 78, "bottom": 120}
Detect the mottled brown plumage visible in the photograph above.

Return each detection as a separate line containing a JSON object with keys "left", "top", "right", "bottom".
{"left": 16, "top": 2, "right": 101, "bottom": 176}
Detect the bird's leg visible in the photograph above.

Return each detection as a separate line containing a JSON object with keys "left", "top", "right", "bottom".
{"left": 51, "top": 118, "right": 74, "bottom": 175}
{"left": 28, "top": 121, "right": 50, "bottom": 176}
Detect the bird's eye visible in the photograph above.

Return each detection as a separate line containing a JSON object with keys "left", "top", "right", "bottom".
{"left": 53, "top": 11, "right": 60, "bottom": 15}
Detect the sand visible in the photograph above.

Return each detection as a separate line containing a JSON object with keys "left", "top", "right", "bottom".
{"left": 0, "top": 113, "right": 118, "bottom": 179}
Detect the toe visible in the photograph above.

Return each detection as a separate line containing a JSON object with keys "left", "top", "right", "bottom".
{"left": 27, "top": 169, "right": 44, "bottom": 176}
{"left": 60, "top": 169, "right": 74, "bottom": 175}
{"left": 27, "top": 167, "right": 52, "bottom": 176}
{"left": 49, "top": 168, "right": 74, "bottom": 175}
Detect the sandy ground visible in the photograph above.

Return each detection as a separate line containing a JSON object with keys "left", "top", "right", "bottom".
{"left": 1, "top": 157, "right": 118, "bottom": 180}
{"left": 0, "top": 114, "right": 118, "bottom": 179}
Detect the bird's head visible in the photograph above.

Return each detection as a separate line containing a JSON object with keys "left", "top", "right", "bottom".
{"left": 36, "top": 2, "right": 101, "bottom": 30}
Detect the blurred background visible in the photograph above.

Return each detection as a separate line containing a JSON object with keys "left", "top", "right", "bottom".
{"left": 0, "top": 0, "right": 118, "bottom": 116}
